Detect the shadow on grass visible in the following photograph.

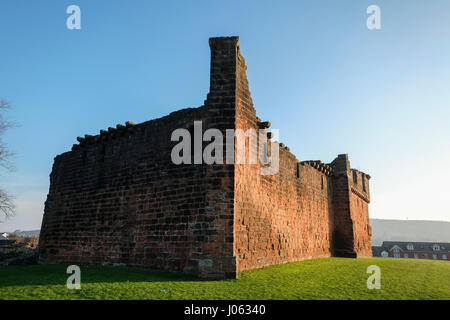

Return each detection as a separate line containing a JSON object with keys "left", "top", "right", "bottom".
{"left": 0, "top": 264, "right": 227, "bottom": 287}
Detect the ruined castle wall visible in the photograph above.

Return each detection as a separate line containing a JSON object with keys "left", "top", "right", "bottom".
{"left": 349, "top": 170, "right": 372, "bottom": 257}
{"left": 331, "top": 156, "right": 355, "bottom": 257}
{"left": 331, "top": 156, "right": 372, "bottom": 258}
{"left": 39, "top": 36, "right": 372, "bottom": 279}
{"left": 39, "top": 105, "right": 236, "bottom": 277}
{"left": 233, "top": 43, "right": 333, "bottom": 274}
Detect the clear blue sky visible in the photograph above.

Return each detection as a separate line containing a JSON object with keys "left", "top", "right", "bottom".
{"left": 1, "top": 0, "right": 449, "bottom": 230}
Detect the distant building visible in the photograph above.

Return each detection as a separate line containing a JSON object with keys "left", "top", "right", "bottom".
{"left": 0, "top": 233, "right": 16, "bottom": 247}
{"left": 373, "top": 241, "right": 449, "bottom": 261}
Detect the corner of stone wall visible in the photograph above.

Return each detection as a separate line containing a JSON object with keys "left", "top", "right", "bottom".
{"left": 196, "top": 36, "right": 242, "bottom": 279}
{"left": 330, "top": 154, "right": 372, "bottom": 258}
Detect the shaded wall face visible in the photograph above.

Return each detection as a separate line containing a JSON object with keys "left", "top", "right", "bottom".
{"left": 349, "top": 193, "right": 372, "bottom": 257}
{"left": 349, "top": 172, "right": 372, "bottom": 257}
{"left": 39, "top": 106, "right": 236, "bottom": 278}
{"left": 40, "top": 36, "right": 240, "bottom": 278}
{"left": 331, "top": 172, "right": 355, "bottom": 257}
{"left": 233, "top": 47, "right": 333, "bottom": 274}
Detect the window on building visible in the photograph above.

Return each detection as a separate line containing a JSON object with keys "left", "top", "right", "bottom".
{"left": 353, "top": 171, "right": 358, "bottom": 184}
{"left": 404, "top": 253, "right": 408, "bottom": 258}
{"left": 321, "top": 175, "right": 324, "bottom": 190}
{"left": 394, "top": 253, "right": 400, "bottom": 258}
{"left": 414, "top": 253, "right": 419, "bottom": 259}
{"left": 362, "top": 173, "right": 366, "bottom": 192}
{"left": 432, "top": 254, "right": 437, "bottom": 260}
{"left": 432, "top": 244, "right": 440, "bottom": 251}
{"left": 381, "top": 251, "right": 388, "bottom": 258}
{"left": 406, "top": 244, "right": 414, "bottom": 251}
{"left": 423, "top": 254, "right": 428, "bottom": 259}
{"left": 393, "top": 247, "right": 400, "bottom": 253}
{"left": 443, "top": 254, "right": 448, "bottom": 260}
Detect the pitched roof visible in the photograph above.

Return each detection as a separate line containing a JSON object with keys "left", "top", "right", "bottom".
{"left": 381, "top": 241, "right": 450, "bottom": 252}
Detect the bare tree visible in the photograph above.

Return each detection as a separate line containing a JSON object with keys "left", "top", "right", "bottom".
{"left": 0, "top": 99, "right": 15, "bottom": 221}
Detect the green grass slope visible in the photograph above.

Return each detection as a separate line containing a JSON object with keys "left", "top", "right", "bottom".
{"left": 0, "top": 258, "right": 449, "bottom": 300}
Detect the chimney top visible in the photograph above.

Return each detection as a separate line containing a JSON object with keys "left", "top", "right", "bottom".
{"left": 209, "top": 36, "right": 240, "bottom": 50}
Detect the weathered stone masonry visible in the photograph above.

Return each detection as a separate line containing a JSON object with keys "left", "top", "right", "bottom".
{"left": 39, "top": 36, "right": 372, "bottom": 278}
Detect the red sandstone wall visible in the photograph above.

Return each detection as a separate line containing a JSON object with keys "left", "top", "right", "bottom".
{"left": 40, "top": 36, "right": 248, "bottom": 278}
{"left": 233, "top": 43, "right": 333, "bottom": 274}
{"left": 331, "top": 156, "right": 372, "bottom": 258}
{"left": 331, "top": 157, "right": 355, "bottom": 257}
{"left": 234, "top": 156, "right": 334, "bottom": 273}
{"left": 349, "top": 170, "right": 372, "bottom": 257}
{"left": 39, "top": 78, "right": 238, "bottom": 278}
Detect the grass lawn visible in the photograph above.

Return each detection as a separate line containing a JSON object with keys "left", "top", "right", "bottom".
{"left": 0, "top": 257, "right": 449, "bottom": 300}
